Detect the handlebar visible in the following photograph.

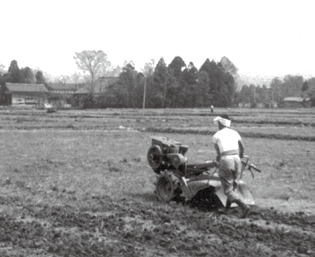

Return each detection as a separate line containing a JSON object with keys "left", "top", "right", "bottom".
{"left": 208, "top": 156, "right": 261, "bottom": 173}
{"left": 241, "top": 160, "right": 261, "bottom": 172}
{"left": 186, "top": 156, "right": 261, "bottom": 178}
{"left": 240, "top": 155, "right": 262, "bottom": 178}
{"left": 248, "top": 163, "right": 261, "bottom": 173}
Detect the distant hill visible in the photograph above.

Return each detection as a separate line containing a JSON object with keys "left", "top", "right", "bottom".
{"left": 236, "top": 73, "right": 274, "bottom": 89}
{"left": 236, "top": 73, "right": 315, "bottom": 90}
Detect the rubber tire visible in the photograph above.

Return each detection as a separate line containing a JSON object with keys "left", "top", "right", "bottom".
{"left": 156, "top": 172, "right": 179, "bottom": 202}
{"left": 147, "top": 145, "right": 163, "bottom": 173}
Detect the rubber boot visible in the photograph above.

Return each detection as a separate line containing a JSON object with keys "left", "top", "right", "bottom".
{"left": 235, "top": 199, "right": 250, "bottom": 219}
{"left": 225, "top": 198, "right": 231, "bottom": 211}
{"left": 218, "top": 198, "right": 232, "bottom": 214}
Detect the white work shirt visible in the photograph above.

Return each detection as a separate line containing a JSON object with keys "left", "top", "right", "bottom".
{"left": 212, "top": 127, "right": 241, "bottom": 153}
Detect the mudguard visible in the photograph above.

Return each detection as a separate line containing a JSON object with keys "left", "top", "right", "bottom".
{"left": 182, "top": 173, "right": 255, "bottom": 206}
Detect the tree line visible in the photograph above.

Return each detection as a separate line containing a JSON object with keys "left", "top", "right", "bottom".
{"left": 75, "top": 52, "right": 238, "bottom": 108}
{"left": 236, "top": 75, "right": 315, "bottom": 107}
{"left": 0, "top": 60, "right": 46, "bottom": 86}
{"left": 79, "top": 53, "right": 315, "bottom": 108}
{"left": 1, "top": 51, "right": 315, "bottom": 108}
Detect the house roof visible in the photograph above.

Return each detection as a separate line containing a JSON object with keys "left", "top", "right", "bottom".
{"left": 74, "top": 77, "right": 119, "bottom": 94}
{"left": 284, "top": 97, "right": 311, "bottom": 102}
{"left": 47, "top": 83, "right": 80, "bottom": 91}
{"left": 5, "top": 83, "right": 49, "bottom": 93}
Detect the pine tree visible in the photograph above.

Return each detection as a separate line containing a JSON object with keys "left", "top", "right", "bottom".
{"left": 35, "top": 71, "right": 45, "bottom": 84}
{"left": 153, "top": 58, "right": 170, "bottom": 108}
{"left": 21, "top": 67, "right": 35, "bottom": 84}
{"left": 8, "top": 60, "right": 23, "bottom": 83}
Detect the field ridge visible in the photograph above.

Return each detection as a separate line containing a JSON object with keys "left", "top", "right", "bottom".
{"left": 146, "top": 127, "right": 315, "bottom": 141}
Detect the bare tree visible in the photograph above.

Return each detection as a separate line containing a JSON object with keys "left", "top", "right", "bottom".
{"left": 71, "top": 72, "right": 81, "bottom": 83}
{"left": 97, "top": 61, "right": 117, "bottom": 77}
{"left": 142, "top": 59, "right": 155, "bottom": 77}
{"left": 73, "top": 50, "right": 111, "bottom": 94}
{"left": 106, "top": 66, "right": 122, "bottom": 77}
{"left": 58, "top": 75, "right": 70, "bottom": 85}
{"left": 71, "top": 72, "right": 82, "bottom": 90}
{"left": 0, "top": 63, "right": 5, "bottom": 75}
{"left": 141, "top": 59, "right": 155, "bottom": 109}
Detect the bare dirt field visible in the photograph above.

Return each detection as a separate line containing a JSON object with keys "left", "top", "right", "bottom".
{"left": 0, "top": 107, "right": 314, "bottom": 257}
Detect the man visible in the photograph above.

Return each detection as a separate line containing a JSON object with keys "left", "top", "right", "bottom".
{"left": 212, "top": 114, "right": 250, "bottom": 218}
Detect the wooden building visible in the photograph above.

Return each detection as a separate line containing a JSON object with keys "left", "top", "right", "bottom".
{"left": 46, "top": 83, "right": 85, "bottom": 108}
{"left": 47, "top": 83, "right": 84, "bottom": 97}
{"left": 3, "top": 83, "right": 49, "bottom": 107}
{"left": 283, "top": 97, "right": 311, "bottom": 108}
{"left": 73, "top": 77, "right": 119, "bottom": 108}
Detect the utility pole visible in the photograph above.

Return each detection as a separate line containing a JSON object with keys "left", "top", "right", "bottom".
{"left": 143, "top": 76, "right": 147, "bottom": 111}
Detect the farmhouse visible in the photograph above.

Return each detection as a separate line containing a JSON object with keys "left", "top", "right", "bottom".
{"left": 3, "top": 83, "right": 49, "bottom": 107}
{"left": 73, "top": 77, "right": 119, "bottom": 108}
{"left": 283, "top": 97, "right": 311, "bottom": 108}
{"left": 46, "top": 83, "right": 86, "bottom": 108}
{"left": 47, "top": 83, "right": 81, "bottom": 96}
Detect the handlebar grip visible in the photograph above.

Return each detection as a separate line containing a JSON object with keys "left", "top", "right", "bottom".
{"left": 249, "top": 164, "right": 261, "bottom": 173}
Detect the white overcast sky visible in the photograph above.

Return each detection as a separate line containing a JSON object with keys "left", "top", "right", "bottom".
{"left": 1, "top": 0, "right": 314, "bottom": 79}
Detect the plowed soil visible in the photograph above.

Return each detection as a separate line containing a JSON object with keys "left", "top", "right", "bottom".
{"left": 0, "top": 108, "right": 314, "bottom": 256}
{"left": 0, "top": 195, "right": 314, "bottom": 257}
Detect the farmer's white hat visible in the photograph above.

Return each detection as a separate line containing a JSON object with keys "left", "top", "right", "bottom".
{"left": 213, "top": 115, "right": 231, "bottom": 127}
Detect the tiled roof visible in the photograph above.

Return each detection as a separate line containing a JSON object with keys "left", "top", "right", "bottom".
{"left": 47, "top": 83, "right": 79, "bottom": 91}
{"left": 5, "top": 83, "right": 49, "bottom": 93}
